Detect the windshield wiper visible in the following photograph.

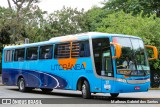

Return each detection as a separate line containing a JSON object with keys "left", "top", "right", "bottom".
{"left": 138, "top": 49, "right": 147, "bottom": 76}
{"left": 131, "top": 51, "right": 138, "bottom": 70}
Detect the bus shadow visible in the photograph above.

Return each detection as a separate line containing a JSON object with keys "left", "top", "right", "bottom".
{"left": 8, "top": 88, "right": 82, "bottom": 98}
{"left": 8, "top": 88, "right": 144, "bottom": 102}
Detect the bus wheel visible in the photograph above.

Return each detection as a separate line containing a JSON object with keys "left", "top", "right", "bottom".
{"left": 41, "top": 88, "right": 53, "bottom": 93}
{"left": 81, "top": 80, "right": 91, "bottom": 99}
{"left": 18, "top": 78, "right": 26, "bottom": 92}
{"left": 110, "top": 93, "right": 119, "bottom": 98}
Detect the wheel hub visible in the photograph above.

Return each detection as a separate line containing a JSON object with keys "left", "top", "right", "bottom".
{"left": 19, "top": 80, "right": 24, "bottom": 90}
{"left": 82, "top": 84, "right": 86, "bottom": 95}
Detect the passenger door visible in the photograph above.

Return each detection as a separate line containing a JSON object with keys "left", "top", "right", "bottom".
{"left": 92, "top": 37, "right": 113, "bottom": 92}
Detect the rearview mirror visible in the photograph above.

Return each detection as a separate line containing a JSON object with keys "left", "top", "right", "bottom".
{"left": 145, "top": 45, "right": 158, "bottom": 60}
{"left": 110, "top": 42, "right": 122, "bottom": 59}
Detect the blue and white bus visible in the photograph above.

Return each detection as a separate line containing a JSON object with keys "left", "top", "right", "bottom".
{"left": 2, "top": 32, "right": 158, "bottom": 98}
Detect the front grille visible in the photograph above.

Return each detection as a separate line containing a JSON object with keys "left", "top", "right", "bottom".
{"left": 127, "top": 80, "right": 146, "bottom": 84}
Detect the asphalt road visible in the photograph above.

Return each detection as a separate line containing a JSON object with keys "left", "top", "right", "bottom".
{"left": 0, "top": 85, "right": 160, "bottom": 107}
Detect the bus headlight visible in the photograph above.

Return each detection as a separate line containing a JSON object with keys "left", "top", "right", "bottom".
{"left": 146, "top": 78, "right": 150, "bottom": 82}
{"left": 116, "top": 78, "right": 127, "bottom": 83}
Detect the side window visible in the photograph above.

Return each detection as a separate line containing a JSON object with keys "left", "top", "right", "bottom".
{"left": 72, "top": 42, "right": 80, "bottom": 57}
{"left": 14, "top": 49, "right": 25, "bottom": 61}
{"left": 72, "top": 40, "right": 90, "bottom": 58}
{"left": 4, "top": 50, "right": 8, "bottom": 62}
{"left": 4, "top": 50, "right": 13, "bottom": 62}
{"left": 26, "top": 47, "right": 38, "bottom": 60}
{"left": 55, "top": 43, "right": 70, "bottom": 58}
{"left": 79, "top": 41, "right": 90, "bottom": 57}
{"left": 40, "top": 45, "right": 53, "bottom": 59}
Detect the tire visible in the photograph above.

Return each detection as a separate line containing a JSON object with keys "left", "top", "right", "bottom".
{"left": 41, "top": 88, "right": 53, "bottom": 93}
{"left": 151, "top": 71, "right": 160, "bottom": 88}
{"left": 110, "top": 93, "right": 119, "bottom": 98}
{"left": 152, "top": 73, "right": 160, "bottom": 88}
{"left": 81, "top": 80, "right": 91, "bottom": 99}
{"left": 18, "top": 78, "right": 27, "bottom": 92}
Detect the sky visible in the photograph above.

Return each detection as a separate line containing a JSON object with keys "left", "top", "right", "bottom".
{"left": 0, "top": 0, "right": 105, "bottom": 13}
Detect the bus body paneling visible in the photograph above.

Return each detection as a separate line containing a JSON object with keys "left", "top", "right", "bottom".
{"left": 2, "top": 32, "right": 154, "bottom": 97}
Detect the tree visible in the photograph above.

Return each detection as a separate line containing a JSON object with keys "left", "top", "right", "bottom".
{"left": 84, "top": 6, "right": 108, "bottom": 31}
{"left": 22, "top": 6, "right": 48, "bottom": 43}
{"left": 0, "top": 1, "right": 44, "bottom": 73}
{"left": 0, "top": 7, "right": 12, "bottom": 74}
{"left": 103, "top": 0, "right": 160, "bottom": 17}
{"left": 4, "top": 0, "right": 42, "bottom": 43}
{"left": 0, "top": 7, "right": 11, "bottom": 43}
{"left": 47, "top": 6, "right": 86, "bottom": 36}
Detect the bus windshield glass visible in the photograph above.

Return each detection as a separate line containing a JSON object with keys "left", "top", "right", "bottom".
{"left": 113, "top": 37, "right": 150, "bottom": 76}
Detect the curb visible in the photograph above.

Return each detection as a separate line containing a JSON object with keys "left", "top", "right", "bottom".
{"left": 149, "top": 88, "right": 160, "bottom": 90}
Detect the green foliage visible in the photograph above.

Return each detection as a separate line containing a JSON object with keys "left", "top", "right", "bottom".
{"left": 84, "top": 6, "right": 108, "bottom": 31}
{"left": 47, "top": 7, "right": 86, "bottom": 36}
{"left": 22, "top": 6, "right": 48, "bottom": 42}
{"left": 103, "top": 0, "right": 160, "bottom": 17}
{"left": 0, "top": 7, "right": 12, "bottom": 44}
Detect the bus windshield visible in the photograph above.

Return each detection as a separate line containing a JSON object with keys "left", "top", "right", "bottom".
{"left": 113, "top": 37, "right": 150, "bottom": 76}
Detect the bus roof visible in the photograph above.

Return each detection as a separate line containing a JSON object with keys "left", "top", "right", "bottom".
{"left": 3, "top": 32, "right": 141, "bottom": 50}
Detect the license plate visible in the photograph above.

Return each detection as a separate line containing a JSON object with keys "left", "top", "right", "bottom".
{"left": 134, "top": 86, "right": 140, "bottom": 90}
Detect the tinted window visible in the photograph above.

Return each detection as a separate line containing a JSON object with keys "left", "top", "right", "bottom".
{"left": 4, "top": 50, "right": 14, "bottom": 62}
{"left": 40, "top": 45, "right": 53, "bottom": 59}
{"left": 26, "top": 47, "right": 38, "bottom": 60}
{"left": 72, "top": 41, "right": 90, "bottom": 58}
{"left": 14, "top": 49, "right": 25, "bottom": 61}
{"left": 92, "top": 38, "right": 113, "bottom": 77}
{"left": 55, "top": 43, "right": 70, "bottom": 58}
{"left": 71, "top": 42, "right": 79, "bottom": 57}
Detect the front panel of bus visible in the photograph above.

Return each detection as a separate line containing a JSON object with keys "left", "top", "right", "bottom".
{"left": 108, "top": 36, "right": 150, "bottom": 93}
{"left": 92, "top": 36, "right": 150, "bottom": 93}
{"left": 113, "top": 37, "right": 150, "bottom": 92}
